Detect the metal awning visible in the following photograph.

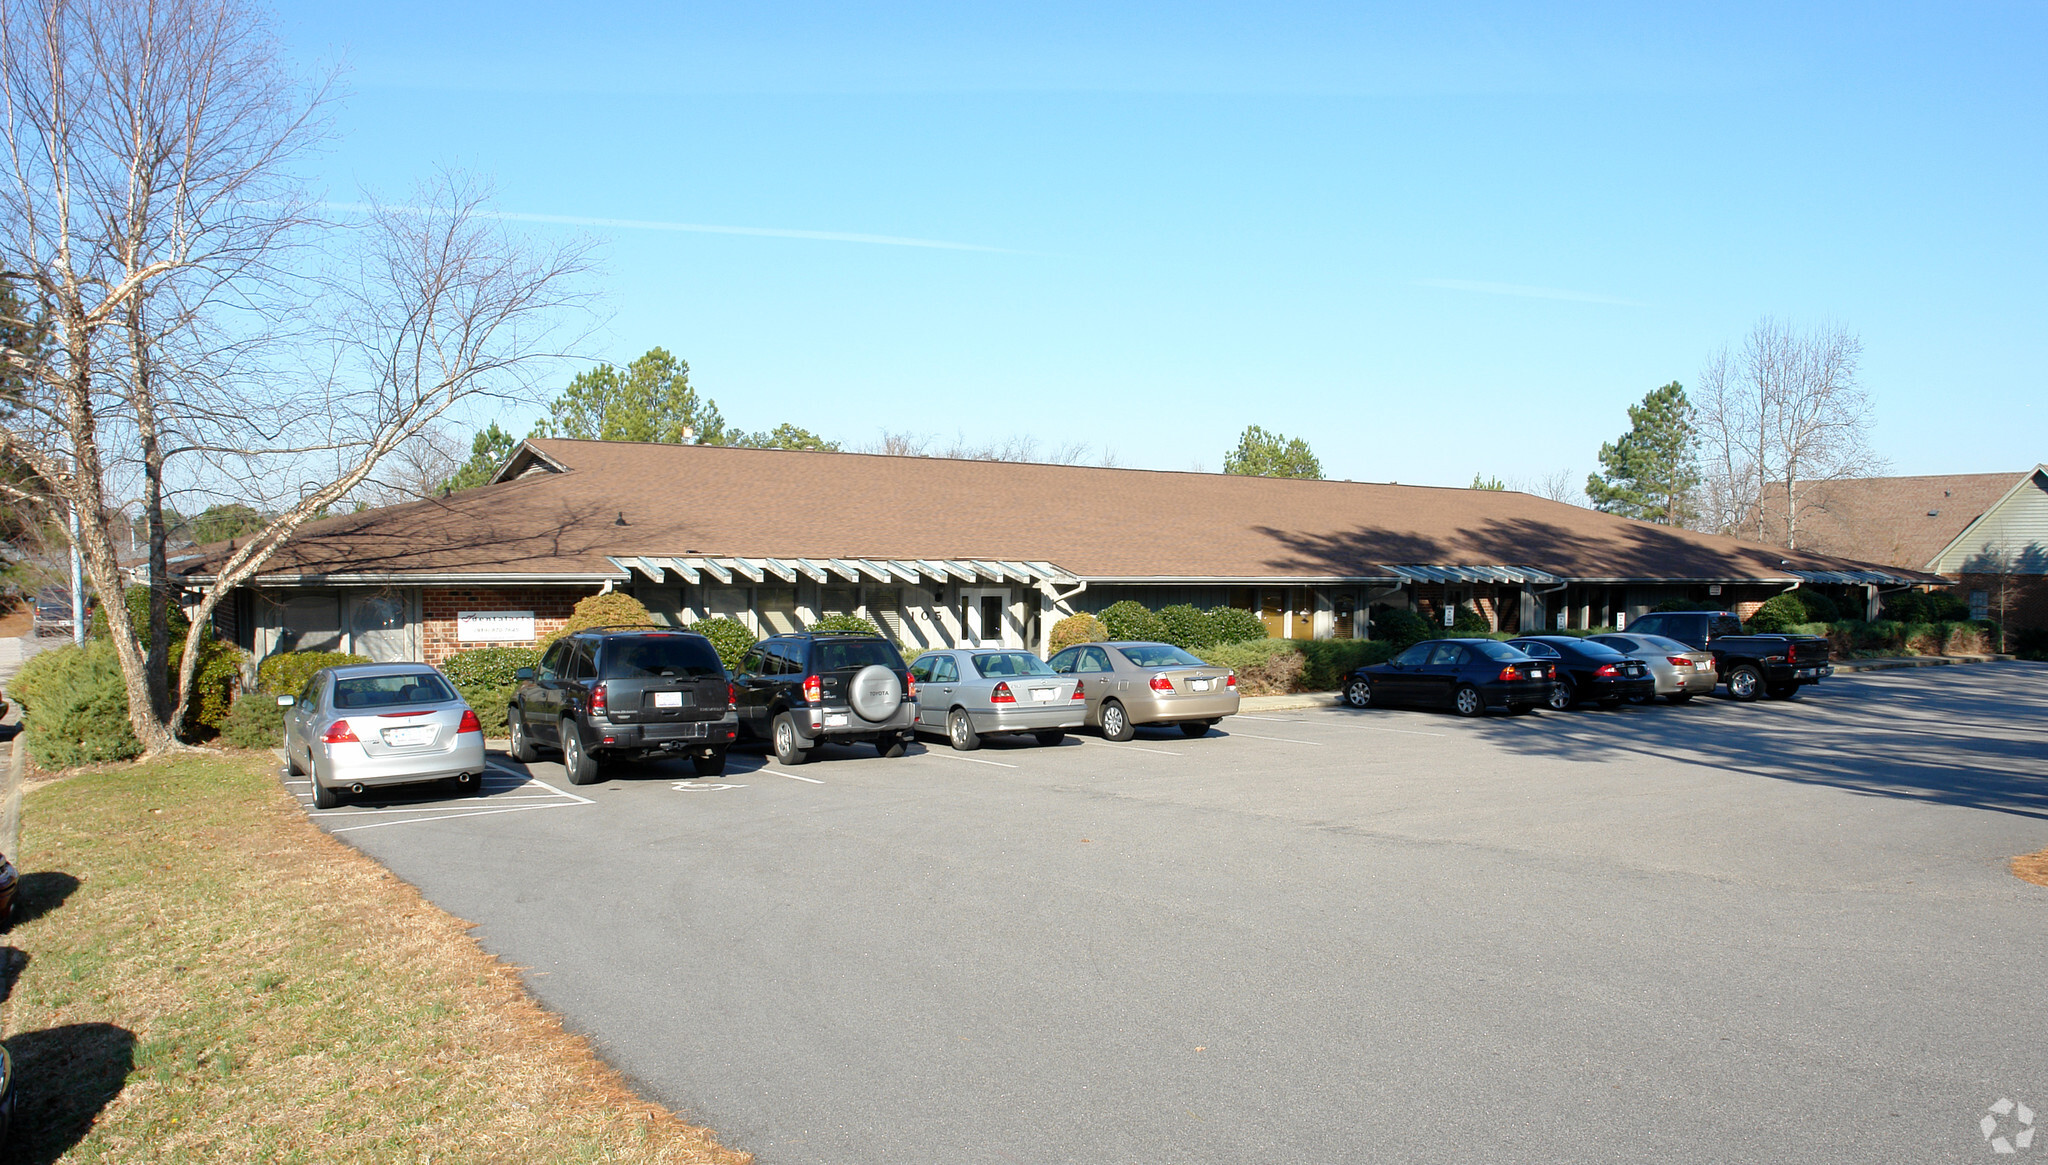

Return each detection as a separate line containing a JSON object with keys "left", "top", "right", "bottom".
{"left": 1786, "top": 568, "right": 1941, "bottom": 586}
{"left": 607, "top": 557, "right": 1078, "bottom": 587}
{"left": 1384, "top": 565, "right": 1564, "bottom": 585}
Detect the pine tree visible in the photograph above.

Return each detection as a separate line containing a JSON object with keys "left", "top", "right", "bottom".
{"left": 1585, "top": 382, "right": 1700, "bottom": 525}
{"left": 1223, "top": 425, "right": 1323, "bottom": 480}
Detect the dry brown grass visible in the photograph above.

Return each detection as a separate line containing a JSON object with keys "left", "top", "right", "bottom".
{"left": 1, "top": 753, "right": 752, "bottom": 1164}
{"left": 2013, "top": 848, "right": 2048, "bottom": 889}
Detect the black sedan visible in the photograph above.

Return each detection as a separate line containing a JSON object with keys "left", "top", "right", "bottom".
{"left": 1504, "top": 636, "right": 1658, "bottom": 710}
{"left": 1343, "top": 639, "right": 1553, "bottom": 717}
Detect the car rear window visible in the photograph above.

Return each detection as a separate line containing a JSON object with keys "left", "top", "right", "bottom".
{"left": 812, "top": 639, "right": 905, "bottom": 672}
{"left": 1115, "top": 644, "right": 1206, "bottom": 668}
{"left": 1574, "top": 640, "right": 1629, "bottom": 659}
{"left": 1641, "top": 635, "right": 1696, "bottom": 653}
{"left": 333, "top": 673, "right": 456, "bottom": 709}
{"left": 973, "top": 652, "right": 1055, "bottom": 678}
{"left": 1469, "top": 641, "right": 1524, "bottom": 661}
{"left": 603, "top": 636, "right": 723, "bottom": 678}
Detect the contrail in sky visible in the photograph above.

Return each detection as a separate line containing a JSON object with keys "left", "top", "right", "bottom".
{"left": 1417, "top": 278, "right": 1642, "bottom": 306}
{"left": 321, "top": 202, "right": 1014, "bottom": 253}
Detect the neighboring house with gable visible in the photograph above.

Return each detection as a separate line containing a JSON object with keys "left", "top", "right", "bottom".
{"left": 166, "top": 439, "right": 1944, "bottom": 665}
{"left": 1758, "top": 467, "right": 2047, "bottom": 631}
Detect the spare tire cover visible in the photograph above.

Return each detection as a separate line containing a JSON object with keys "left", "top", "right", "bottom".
{"left": 848, "top": 664, "right": 902, "bottom": 723}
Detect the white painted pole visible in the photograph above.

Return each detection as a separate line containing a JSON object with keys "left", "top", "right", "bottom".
{"left": 69, "top": 504, "right": 84, "bottom": 646}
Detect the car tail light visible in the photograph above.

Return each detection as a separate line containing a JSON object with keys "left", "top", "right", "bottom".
{"left": 1150, "top": 675, "right": 1174, "bottom": 692}
{"left": 457, "top": 709, "right": 482, "bottom": 735}
{"left": 803, "top": 674, "right": 822, "bottom": 702}
{"left": 1595, "top": 664, "right": 1619, "bottom": 677}
{"left": 726, "top": 682, "right": 737, "bottom": 710}
{"left": 903, "top": 670, "right": 916, "bottom": 700}
{"left": 1226, "top": 672, "right": 1237, "bottom": 689}
{"left": 320, "top": 720, "right": 358, "bottom": 744}
{"left": 1498, "top": 665, "right": 1522, "bottom": 682}
{"left": 1667, "top": 656, "right": 1694, "bottom": 667}
{"left": 591, "top": 683, "right": 607, "bottom": 716}
{"left": 991, "top": 681, "right": 1016, "bottom": 704}
{"left": 1072, "top": 680, "right": 1086, "bottom": 700}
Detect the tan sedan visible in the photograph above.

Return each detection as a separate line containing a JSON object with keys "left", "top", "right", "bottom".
{"left": 1045, "top": 641, "right": 1239, "bottom": 740}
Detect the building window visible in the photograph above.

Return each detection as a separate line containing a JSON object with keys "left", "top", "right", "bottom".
{"left": 1970, "top": 590, "right": 1989, "bottom": 620}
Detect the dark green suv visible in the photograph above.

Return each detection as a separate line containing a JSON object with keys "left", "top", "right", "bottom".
{"left": 508, "top": 628, "right": 739, "bottom": 784}
{"left": 733, "top": 632, "right": 917, "bottom": 765}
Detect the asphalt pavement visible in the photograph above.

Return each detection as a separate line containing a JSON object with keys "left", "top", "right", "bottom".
{"left": 303, "top": 663, "right": 2048, "bottom": 1164}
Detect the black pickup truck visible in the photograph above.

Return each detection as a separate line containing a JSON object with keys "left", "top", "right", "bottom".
{"left": 1625, "top": 610, "right": 1835, "bottom": 702}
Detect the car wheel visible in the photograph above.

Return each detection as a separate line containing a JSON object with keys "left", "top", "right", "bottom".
{"left": 947, "top": 709, "right": 981, "bottom": 751}
{"left": 508, "top": 707, "right": 538, "bottom": 763}
{"left": 1546, "top": 679, "right": 1577, "bottom": 712}
{"left": 1033, "top": 731, "right": 1066, "bottom": 747}
{"left": 1100, "top": 699, "right": 1135, "bottom": 742}
{"left": 1726, "top": 664, "right": 1763, "bottom": 702}
{"left": 693, "top": 749, "right": 728, "bottom": 777}
{"left": 877, "top": 738, "right": 907, "bottom": 758}
{"left": 1343, "top": 677, "right": 1372, "bottom": 709}
{"left": 284, "top": 741, "right": 303, "bottom": 777}
{"left": 772, "top": 713, "right": 809, "bottom": 766}
{"left": 310, "top": 776, "right": 339, "bottom": 810}
{"left": 1452, "top": 684, "right": 1485, "bottom": 717}
{"left": 561, "top": 721, "right": 600, "bottom": 785}
{"left": 1765, "top": 682, "right": 1800, "bottom": 700}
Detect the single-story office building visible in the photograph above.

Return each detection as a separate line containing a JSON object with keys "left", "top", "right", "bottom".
{"left": 172, "top": 439, "right": 1945, "bottom": 665}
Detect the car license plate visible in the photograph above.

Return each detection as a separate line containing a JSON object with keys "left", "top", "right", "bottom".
{"left": 1528, "top": 667, "right": 1543, "bottom": 679}
{"left": 1031, "top": 687, "right": 1056, "bottom": 703}
{"left": 825, "top": 713, "right": 848, "bottom": 727}
{"left": 1796, "top": 668, "right": 1818, "bottom": 679}
{"left": 654, "top": 691, "right": 683, "bottom": 708}
{"left": 382, "top": 725, "right": 434, "bottom": 747}
{"left": 1190, "top": 678, "right": 1211, "bottom": 692}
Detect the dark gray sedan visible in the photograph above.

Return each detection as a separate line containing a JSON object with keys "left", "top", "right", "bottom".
{"left": 909, "top": 649, "right": 1086, "bottom": 750}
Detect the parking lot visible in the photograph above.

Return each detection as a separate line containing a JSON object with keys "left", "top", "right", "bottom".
{"left": 302, "top": 664, "right": 2048, "bottom": 1165}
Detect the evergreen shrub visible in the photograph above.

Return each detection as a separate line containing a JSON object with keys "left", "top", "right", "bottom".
{"left": 1154, "top": 604, "right": 1214, "bottom": 650}
{"left": 1205, "top": 606, "right": 1267, "bottom": 645}
{"left": 1369, "top": 608, "right": 1433, "bottom": 650}
{"left": 1099, "top": 600, "right": 1163, "bottom": 642}
{"left": 539, "top": 592, "right": 656, "bottom": 647}
{"left": 810, "top": 614, "right": 882, "bottom": 636}
{"left": 440, "top": 646, "right": 543, "bottom": 736}
{"left": 221, "top": 692, "right": 287, "bottom": 751}
{"left": 258, "top": 651, "right": 370, "bottom": 697}
{"left": 1049, "top": 613, "right": 1108, "bottom": 654}
{"left": 694, "top": 617, "right": 755, "bottom": 671}
{"left": 11, "top": 641, "right": 141, "bottom": 769}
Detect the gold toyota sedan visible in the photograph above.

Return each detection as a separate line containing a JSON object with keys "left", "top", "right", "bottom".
{"left": 1045, "top": 641, "right": 1239, "bottom": 741}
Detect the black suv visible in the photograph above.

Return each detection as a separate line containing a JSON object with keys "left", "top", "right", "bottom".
{"left": 508, "top": 628, "right": 739, "bottom": 784}
{"left": 733, "top": 632, "right": 917, "bottom": 765}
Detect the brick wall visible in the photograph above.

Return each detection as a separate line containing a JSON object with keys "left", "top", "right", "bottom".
{"left": 1957, "top": 572, "right": 2048, "bottom": 632}
{"left": 420, "top": 586, "right": 594, "bottom": 666}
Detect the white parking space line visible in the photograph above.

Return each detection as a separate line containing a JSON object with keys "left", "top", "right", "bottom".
{"left": 767, "top": 771, "right": 827, "bottom": 784}
{"left": 1223, "top": 731, "right": 1323, "bottom": 746}
{"left": 925, "top": 752, "right": 1018, "bottom": 769}
{"left": 328, "top": 804, "right": 579, "bottom": 833}
{"left": 1109, "top": 745, "right": 1183, "bottom": 757}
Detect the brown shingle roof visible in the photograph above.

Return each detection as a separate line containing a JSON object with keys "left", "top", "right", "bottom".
{"left": 1756, "top": 472, "right": 2021, "bottom": 571}
{"left": 175, "top": 439, "right": 1944, "bottom": 585}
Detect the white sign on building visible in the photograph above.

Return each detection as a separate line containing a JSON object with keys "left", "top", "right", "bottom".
{"left": 457, "top": 610, "right": 536, "bottom": 642}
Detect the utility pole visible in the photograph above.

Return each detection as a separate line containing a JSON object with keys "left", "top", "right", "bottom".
{"left": 69, "top": 503, "right": 84, "bottom": 646}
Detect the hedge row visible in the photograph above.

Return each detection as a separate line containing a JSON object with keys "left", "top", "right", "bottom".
{"left": 1788, "top": 619, "right": 1997, "bottom": 658}
{"left": 1097, "top": 601, "right": 1266, "bottom": 651}
{"left": 1192, "top": 638, "right": 1399, "bottom": 696}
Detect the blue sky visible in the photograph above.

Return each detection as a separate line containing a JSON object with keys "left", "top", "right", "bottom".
{"left": 276, "top": 2, "right": 2044, "bottom": 486}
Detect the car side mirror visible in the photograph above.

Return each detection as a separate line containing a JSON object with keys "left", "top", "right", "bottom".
{"left": 275, "top": 695, "right": 294, "bottom": 707}
{"left": 514, "top": 667, "right": 535, "bottom": 681}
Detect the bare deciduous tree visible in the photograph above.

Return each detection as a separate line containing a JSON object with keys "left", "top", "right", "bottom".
{"left": 0, "top": 0, "right": 589, "bottom": 753}
{"left": 1514, "top": 468, "right": 1584, "bottom": 506}
{"left": 1694, "top": 317, "right": 1879, "bottom": 546}
{"left": 860, "top": 430, "right": 1101, "bottom": 466}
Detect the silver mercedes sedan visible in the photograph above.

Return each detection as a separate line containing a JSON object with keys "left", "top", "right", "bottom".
{"left": 1046, "top": 641, "right": 1239, "bottom": 741}
{"left": 1584, "top": 632, "right": 1718, "bottom": 702}
{"left": 909, "top": 648, "right": 1086, "bottom": 750}
{"left": 280, "top": 663, "right": 487, "bottom": 808}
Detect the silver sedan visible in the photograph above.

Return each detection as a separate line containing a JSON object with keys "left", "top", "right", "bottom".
{"left": 1585, "top": 633, "right": 1718, "bottom": 702}
{"left": 280, "top": 663, "right": 487, "bottom": 808}
{"left": 1046, "top": 641, "right": 1240, "bottom": 741}
{"left": 910, "top": 649, "right": 1086, "bottom": 750}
